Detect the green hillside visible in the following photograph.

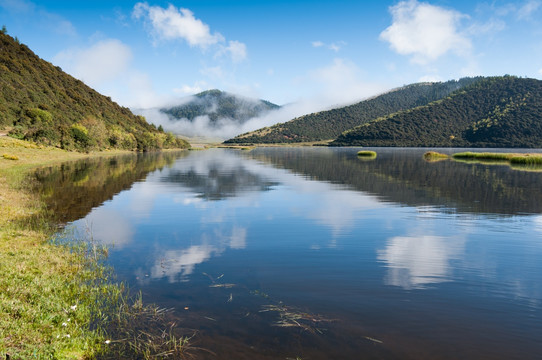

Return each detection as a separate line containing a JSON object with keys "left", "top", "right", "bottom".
{"left": 331, "top": 76, "right": 542, "bottom": 148}
{"left": 224, "top": 78, "right": 478, "bottom": 144}
{"left": 161, "top": 89, "right": 279, "bottom": 125}
{"left": 0, "top": 31, "right": 189, "bottom": 151}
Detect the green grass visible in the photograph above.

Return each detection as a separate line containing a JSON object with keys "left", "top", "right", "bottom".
{"left": 423, "top": 151, "right": 449, "bottom": 161}
{"left": 451, "top": 151, "right": 542, "bottom": 171}
{"left": 452, "top": 152, "right": 515, "bottom": 161}
{"left": 0, "top": 137, "right": 194, "bottom": 359}
{"left": 357, "top": 150, "right": 377, "bottom": 158}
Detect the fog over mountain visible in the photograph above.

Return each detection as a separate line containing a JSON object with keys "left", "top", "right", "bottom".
{"left": 134, "top": 89, "right": 287, "bottom": 139}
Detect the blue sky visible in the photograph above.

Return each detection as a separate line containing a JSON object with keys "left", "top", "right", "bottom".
{"left": 1, "top": 0, "right": 542, "bottom": 133}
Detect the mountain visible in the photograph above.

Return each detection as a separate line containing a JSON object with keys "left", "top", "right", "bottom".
{"left": 160, "top": 89, "right": 280, "bottom": 126}
{"left": 224, "top": 78, "right": 479, "bottom": 144}
{"left": 0, "top": 31, "right": 189, "bottom": 151}
{"left": 331, "top": 76, "right": 542, "bottom": 148}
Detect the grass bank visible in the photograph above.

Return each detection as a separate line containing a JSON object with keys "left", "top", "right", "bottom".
{"left": 0, "top": 137, "right": 192, "bottom": 359}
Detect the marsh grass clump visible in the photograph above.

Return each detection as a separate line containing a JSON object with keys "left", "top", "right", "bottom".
{"left": 2, "top": 153, "right": 19, "bottom": 160}
{"left": 509, "top": 154, "right": 542, "bottom": 165}
{"left": 452, "top": 152, "right": 515, "bottom": 161}
{"left": 452, "top": 151, "right": 542, "bottom": 172}
{"left": 423, "top": 151, "right": 448, "bottom": 162}
{"left": 357, "top": 150, "right": 377, "bottom": 158}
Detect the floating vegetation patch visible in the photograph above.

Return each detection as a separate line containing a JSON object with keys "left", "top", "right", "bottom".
{"left": 452, "top": 152, "right": 542, "bottom": 171}
{"left": 357, "top": 150, "right": 377, "bottom": 159}
{"left": 452, "top": 152, "right": 516, "bottom": 161}
{"left": 423, "top": 151, "right": 448, "bottom": 162}
{"left": 259, "top": 303, "right": 333, "bottom": 334}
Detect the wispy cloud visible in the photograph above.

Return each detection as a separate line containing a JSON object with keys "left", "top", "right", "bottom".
{"left": 517, "top": 0, "right": 541, "bottom": 20}
{"left": 216, "top": 40, "right": 247, "bottom": 63}
{"left": 54, "top": 39, "right": 133, "bottom": 87}
{"left": 380, "top": 0, "right": 471, "bottom": 64}
{"left": 0, "top": 0, "right": 76, "bottom": 36}
{"left": 311, "top": 40, "right": 346, "bottom": 52}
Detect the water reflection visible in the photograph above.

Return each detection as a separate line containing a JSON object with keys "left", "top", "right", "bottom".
{"left": 39, "top": 148, "right": 542, "bottom": 359}
{"left": 246, "top": 147, "right": 542, "bottom": 215}
{"left": 377, "top": 233, "right": 466, "bottom": 289}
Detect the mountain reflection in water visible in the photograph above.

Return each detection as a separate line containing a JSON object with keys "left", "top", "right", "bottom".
{"left": 40, "top": 147, "right": 542, "bottom": 359}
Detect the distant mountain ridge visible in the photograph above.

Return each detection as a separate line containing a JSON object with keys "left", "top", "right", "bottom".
{"left": 224, "top": 78, "right": 479, "bottom": 144}
{"left": 331, "top": 76, "right": 542, "bottom": 148}
{"left": 0, "top": 31, "right": 188, "bottom": 151}
{"left": 160, "top": 89, "right": 280, "bottom": 126}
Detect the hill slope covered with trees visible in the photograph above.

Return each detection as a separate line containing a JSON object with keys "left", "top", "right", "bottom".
{"left": 331, "top": 76, "right": 542, "bottom": 148}
{"left": 224, "top": 78, "right": 478, "bottom": 144}
{"left": 161, "top": 89, "right": 279, "bottom": 126}
{"left": 0, "top": 30, "right": 188, "bottom": 151}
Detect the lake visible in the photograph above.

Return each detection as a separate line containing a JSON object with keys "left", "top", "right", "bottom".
{"left": 37, "top": 147, "right": 542, "bottom": 359}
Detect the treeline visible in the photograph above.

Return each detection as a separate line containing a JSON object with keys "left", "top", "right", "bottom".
{"left": 225, "top": 78, "right": 479, "bottom": 144}
{"left": 0, "top": 31, "right": 189, "bottom": 151}
{"left": 331, "top": 76, "right": 542, "bottom": 148}
{"left": 161, "top": 89, "right": 280, "bottom": 125}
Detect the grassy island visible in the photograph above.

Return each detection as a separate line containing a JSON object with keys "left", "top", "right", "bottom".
{"left": 357, "top": 150, "right": 377, "bottom": 158}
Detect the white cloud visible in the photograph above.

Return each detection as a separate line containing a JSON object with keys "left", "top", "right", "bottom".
{"left": 54, "top": 39, "right": 133, "bottom": 87}
{"left": 307, "top": 58, "right": 387, "bottom": 105}
{"left": 380, "top": 0, "right": 471, "bottom": 64}
{"left": 377, "top": 234, "right": 465, "bottom": 289}
{"left": 223, "top": 40, "right": 247, "bottom": 63}
{"left": 173, "top": 81, "right": 208, "bottom": 95}
{"left": 133, "top": 2, "right": 223, "bottom": 48}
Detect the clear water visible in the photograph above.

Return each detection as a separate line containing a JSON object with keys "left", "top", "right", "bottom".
{"left": 40, "top": 148, "right": 542, "bottom": 359}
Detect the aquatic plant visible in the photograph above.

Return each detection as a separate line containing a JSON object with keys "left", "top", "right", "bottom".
{"left": 423, "top": 151, "right": 448, "bottom": 161}
{"left": 357, "top": 150, "right": 377, "bottom": 158}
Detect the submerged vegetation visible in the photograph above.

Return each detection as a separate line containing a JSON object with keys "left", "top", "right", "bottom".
{"left": 0, "top": 137, "right": 193, "bottom": 359}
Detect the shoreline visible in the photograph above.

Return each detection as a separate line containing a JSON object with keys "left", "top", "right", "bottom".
{"left": 0, "top": 137, "right": 190, "bottom": 359}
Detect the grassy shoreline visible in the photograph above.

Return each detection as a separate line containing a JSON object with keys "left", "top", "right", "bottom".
{"left": 0, "top": 137, "right": 191, "bottom": 359}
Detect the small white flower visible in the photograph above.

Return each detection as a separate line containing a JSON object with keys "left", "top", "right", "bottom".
{"left": 56, "top": 335, "right": 60, "bottom": 339}
{"left": 64, "top": 334, "right": 70, "bottom": 338}
{"left": 70, "top": 305, "right": 77, "bottom": 311}
{"left": 62, "top": 322, "right": 67, "bottom": 327}
{"left": 105, "top": 340, "right": 111, "bottom": 344}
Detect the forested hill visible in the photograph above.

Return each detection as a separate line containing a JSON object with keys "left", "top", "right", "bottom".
{"left": 224, "top": 78, "right": 478, "bottom": 144}
{"left": 331, "top": 76, "right": 542, "bottom": 148}
{"left": 0, "top": 31, "right": 188, "bottom": 151}
{"left": 161, "top": 89, "right": 280, "bottom": 125}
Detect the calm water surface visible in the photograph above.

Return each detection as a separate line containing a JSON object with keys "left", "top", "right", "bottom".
{"left": 40, "top": 148, "right": 542, "bottom": 359}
